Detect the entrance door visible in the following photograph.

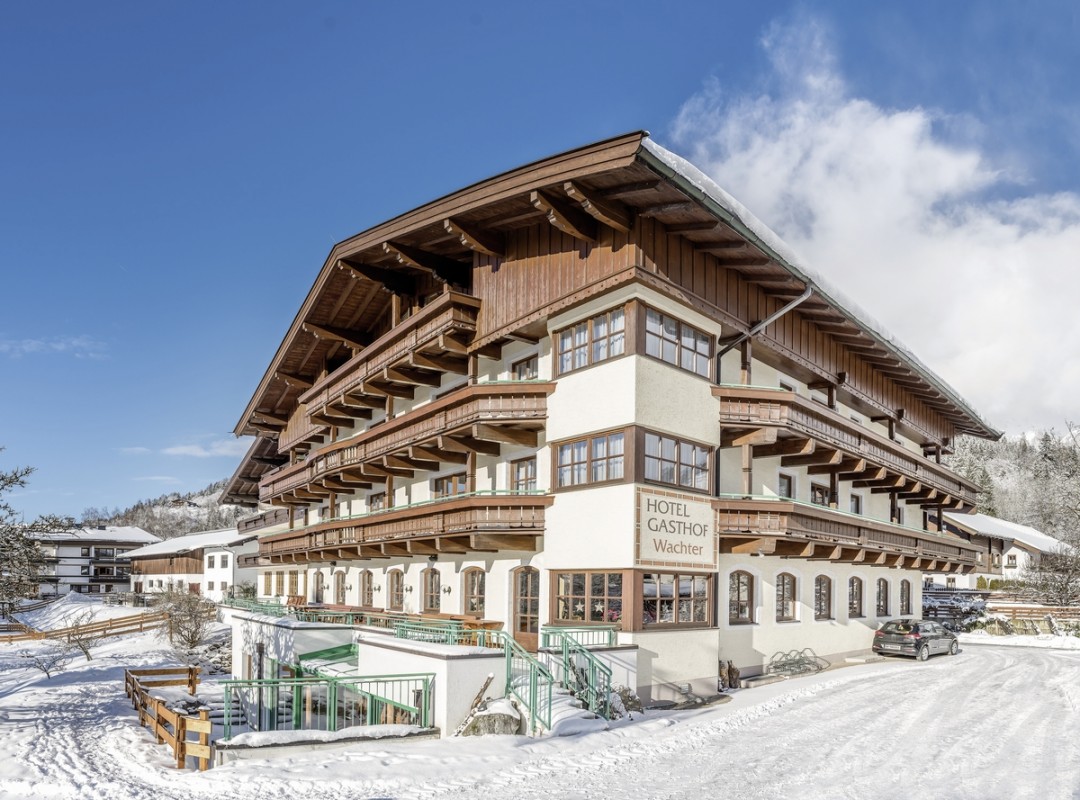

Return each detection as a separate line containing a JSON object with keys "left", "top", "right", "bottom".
{"left": 512, "top": 567, "right": 540, "bottom": 652}
{"left": 314, "top": 572, "right": 324, "bottom": 604}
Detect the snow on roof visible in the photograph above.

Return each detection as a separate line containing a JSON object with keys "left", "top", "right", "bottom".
{"left": 123, "top": 528, "right": 254, "bottom": 559}
{"left": 640, "top": 137, "right": 1000, "bottom": 439}
{"left": 33, "top": 526, "right": 161, "bottom": 545}
{"left": 944, "top": 512, "right": 1064, "bottom": 555}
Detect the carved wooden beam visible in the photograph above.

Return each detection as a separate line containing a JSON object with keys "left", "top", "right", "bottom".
{"left": 437, "top": 434, "right": 500, "bottom": 456}
{"left": 382, "top": 242, "right": 471, "bottom": 286}
{"left": 410, "top": 445, "right": 468, "bottom": 465}
{"left": 721, "top": 428, "right": 779, "bottom": 448}
{"left": 275, "top": 371, "right": 314, "bottom": 390}
{"left": 302, "top": 322, "right": 369, "bottom": 351}
{"left": 781, "top": 448, "right": 841, "bottom": 468}
{"left": 443, "top": 218, "right": 505, "bottom": 258}
{"left": 361, "top": 380, "right": 414, "bottom": 399}
{"left": 338, "top": 258, "right": 415, "bottom": 296}
{"left": 383, "top": 366, "right": 441, "bottom": 387}
{"left": 434, "top": 537, "right": 470, "bottom": 554}
{"left": 529, "top": 190, "right": 597, "bottom": 242}
{"left": 563, "top": 181, "right": 631, "bottom": 232}
{"left": 470, "top": 424, "right": 538, "bottom": 447}
{"left": 752, "top": 438, "right": 815, "bottom": 458}
{"left": 409, "top": 351, "right": 469, "bottom": 374}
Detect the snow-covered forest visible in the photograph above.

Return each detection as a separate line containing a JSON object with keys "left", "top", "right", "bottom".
{"left": 79, "top": 480, "right": 249, "bottom": 539}
{"left": 948, "top": 426, "right": 1080, "bottom": 544}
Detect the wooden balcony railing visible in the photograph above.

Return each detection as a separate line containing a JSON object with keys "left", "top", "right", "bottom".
{"left": 237, "top": 508, "right": 291, "bottom": 534}
{"left": 260, "top": 382, "right": 552, "bottom": 504}
{"left": 714, "top": 385, "right": 978, "bottom": 507}
{"left": 714, "top": 496, "right": 979, "bottom": 572}
{"left": 258, "top": 492, "right": 551, "bottom": 562}
{"left": 299, "top": 291, "right": 482, "bottom": 421}
{"left": 279, "top": 403, "right": 329, "bottom": 454}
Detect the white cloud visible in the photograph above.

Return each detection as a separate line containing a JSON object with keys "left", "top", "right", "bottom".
{"left": 0, "top": 335, "right": 106, "bottom": 359}
{"left": 670, "top": 15, "right": 1080, "bottom": 434}
{"left": 162, "top": 439, "right": 249, "bottom": 458}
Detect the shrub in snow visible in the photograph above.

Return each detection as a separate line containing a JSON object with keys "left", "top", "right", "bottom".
{"left": 19, "top": 644, "right": 75, "bottom": 678}
{"left": 608, "top": 685, "right": 643, "bottom": 720}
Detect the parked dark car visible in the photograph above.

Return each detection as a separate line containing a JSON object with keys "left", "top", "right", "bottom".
{"left": 872, "top": 619, "right": 958, "bottom": 661}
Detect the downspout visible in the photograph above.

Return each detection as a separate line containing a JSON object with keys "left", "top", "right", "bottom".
{"left": 716, "top": 285, "right": 814, "bottom": 362}
{"left": 714, "top": 284, "right": 812, "bottom": 692}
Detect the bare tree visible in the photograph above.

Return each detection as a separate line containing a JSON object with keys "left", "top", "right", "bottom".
{"left": 157, "top": 589, "right": 217, "bottom": 650}
{"left": 64, "top": 608, "right": 105, "bottom": 661}
{"left": 19, "top": 644, "right": 75, "bottom": 679}
{"left": 1021, "top": 551, "right": 1080, "bottom": 607}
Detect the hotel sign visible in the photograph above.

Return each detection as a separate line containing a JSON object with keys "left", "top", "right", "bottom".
{"left": 636, "top": 489, "right": 717, "bottom": 569}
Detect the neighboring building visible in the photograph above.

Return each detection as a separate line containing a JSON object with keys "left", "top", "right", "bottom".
{"left": 936, "top": 512, "right": 1063, "bottom": 589}
{"left": 126, "top": 528, "right": 259, "bottom": 602}
{"left": 33, "top": 526, "right": 160, "bottom": 597}
{"left": 221, "top": 131, "right": 999, "bottom": 701}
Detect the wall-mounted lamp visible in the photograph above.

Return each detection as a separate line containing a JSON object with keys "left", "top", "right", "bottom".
{"left": 428, "top": 554, "right": 439, "bottom": 563}
{"left": 442, "top": 585, "right": 452, "bottom": 595}
{"left": 345, "top": 585, "right": 353, "bottom": 592}
{"left": 373, "top": 585, "right": 382, "bottom": 592}
{"left": 405, "top": 586, "right": 414, "bottom": 593}
{"left": 329, "top": 561, "right": 338, "bottom": 568}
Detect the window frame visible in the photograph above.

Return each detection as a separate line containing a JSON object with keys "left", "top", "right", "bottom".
{"left": 776, "top": 572, "right": 797, "bottom": 622}
{"left": 511, "top": 457, "right": 537, "bottom": 493}
{"left": 899, "top": 579, "right": 912, "bottom": 616}
{"left": 642, "top": 306, "right": 712, "bottom": 378}
{"left": 432, "top": 473, "right": 468, "bottom": 499}
{"left": 422, "top": 567, "right": 441, "bottom": 613}
{"left": 462, "top": 567, "right": 486, "bottom": 617}
{"left": 388, "top": 569, "right": 404, "bottom": 611}
{"left": 778, "top": 472, "right": 795, "bottom": 500}
{"left": 728, "top": 570, "right": 755, "bottom": 625}
{"left": 555, "top": 306, "right": 627, "bottom": 375}
{"left": 814, "top": 575, "right": 832, "bottom": 620}
{"left": 642, "top": 430, "right": 711, "bottom": 493}
{"left": 876, "top": 578, "right": 890, "bottom": 616}
{"left": 360, "top": 569, "right": 374, "bottom": 608}
{"left": 553, "top": 570, "right": 625, "bottom": 626}
{"left": 810, "top": 483, "right": 830, "bottom": 507}
{"left": 849, "top": 493, "right": 863, "bottom": 515}
{"left": 554, "top": 430, "right": 626, "bottom": 489}
{"left": 848, "top": 576, "right": 864, "bottom": 618}
{"left": 512, "top": 354, "right": 539, "bottom": 381}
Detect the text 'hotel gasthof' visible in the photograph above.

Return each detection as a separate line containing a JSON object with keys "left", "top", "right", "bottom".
{"left": 222, "top": 131, "right": 999, "bottom": 706}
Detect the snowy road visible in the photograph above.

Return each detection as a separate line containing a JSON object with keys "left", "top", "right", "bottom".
{"left": 1, "top": 636, "right": 1078, "bottom": 800}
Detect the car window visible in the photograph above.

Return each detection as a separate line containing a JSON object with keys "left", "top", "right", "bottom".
{"left": 882, "top": 622, "right": 914, "bottom": 634}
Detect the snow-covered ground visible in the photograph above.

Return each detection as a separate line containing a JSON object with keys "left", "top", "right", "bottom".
{"left": 13, "top": 592, "right": 148, "bottom": 630}
{"left": 1, "top": 613, "right": 1079, "bottom": 800}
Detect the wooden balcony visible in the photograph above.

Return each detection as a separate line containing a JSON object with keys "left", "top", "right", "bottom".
{"left": 237, "top": 508, "right": 291, "bottom": 534}
{"left": 714, "top": 497, "right": 980, "bottom": 573}
{"left": 258, "top": 492, "right": 552, "bottom": 564}
{"left": 714, "top": 385, "right": 978, "bottom": 510}
{"left": 299, "top": 291, "right": 482, "bottom": 427}
{"left": 260, "top": 382, "right": 552, "bottom": 505}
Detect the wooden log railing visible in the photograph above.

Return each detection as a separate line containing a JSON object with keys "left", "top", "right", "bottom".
{"left": 124, "top": 666, "right": 212, "bottom": 771}
{"left": 1, "top": 611, "right": 169, "bottom": 644}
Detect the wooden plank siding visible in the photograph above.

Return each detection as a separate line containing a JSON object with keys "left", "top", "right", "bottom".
{"left": 130, "top": 555, "right": 203, "bottom": 575}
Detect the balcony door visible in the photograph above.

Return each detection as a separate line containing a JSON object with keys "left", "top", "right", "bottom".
{"left": 512, "top": 567, "right": 540, "bottom": 652}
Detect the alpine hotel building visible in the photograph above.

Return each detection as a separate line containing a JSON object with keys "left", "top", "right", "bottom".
{"left": 223, "top": 132, "right": 999, "bottom": 700}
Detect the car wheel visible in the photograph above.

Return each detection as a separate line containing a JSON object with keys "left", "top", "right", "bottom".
{"left": 949, "top": 640, "right": 958, "bottom": 656}
{"left": 917, "top": 645, "right": 930, "bottom": 662}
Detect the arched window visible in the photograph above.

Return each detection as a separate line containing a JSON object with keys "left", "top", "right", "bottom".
{"left": 729, "top": 571, "right": 754, "bottom": 624}
{"left": 333, "top": 571, "right": 346, "bottom": 605}
{"left": 814, "top": 575, "right": 832, "bottom": 620}
{"left": 900, "top": 579, "right": 912, "bottom": 616}
{"left": 360, "top": 570, "right": 374, "bottom": 608}
{"left": 876, "top": 578, "right": 890, "bottom": 616}
{"left": 848, "top": 577, "right": 863, "bottom": 618}
{"left": 388, "top": 569, "right": 404, "bottom": 611}
{"left": 776, "top": 573, "right": 796, "bottom": 622}
{"left": 463, "top": 568, "right": 485, "bottom": 617}
{"left": 422, "top": 567, "right": 441, "bottom": 613}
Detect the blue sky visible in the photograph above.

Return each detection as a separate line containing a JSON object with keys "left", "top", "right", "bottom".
{"left": 3, "top": 2, "right": 1080, "bottom": 520}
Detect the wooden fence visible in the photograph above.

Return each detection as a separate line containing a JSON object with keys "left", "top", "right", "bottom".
{"left": 988, "top": 603, "right": 1080, "bottom": 624}
{"left": 124, "top": 667, "right": 213, "bottom": 771}
{"left": 1, "top": 611, "right": 169, "bottom": 644}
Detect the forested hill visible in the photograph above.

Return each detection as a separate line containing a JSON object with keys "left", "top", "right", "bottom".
{"left": 948, "top": 427, "right": 1080, "bottom": 543}
{"left": 80, "top": 479, "right": 248, "bottom": 538}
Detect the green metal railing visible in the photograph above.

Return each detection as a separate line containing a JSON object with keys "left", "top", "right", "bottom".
{"left": 541, "top": 627, "right": 614, "bottom": 719}
{"left": 539, "top": 625, "right": 618, "bottom": 648}
{"left": 221, "top": 673, "right": 434, "bottom": 740}
{"left": 493, "top": 631, "right": 554, "bottom": 734}
{"left": 219, "top": 598, "right": 291, "bottom": 617}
